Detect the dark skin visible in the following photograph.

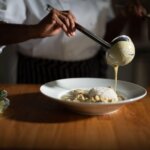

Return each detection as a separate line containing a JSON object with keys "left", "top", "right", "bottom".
{"left": 0, "top": 8, "right": 76, "bottom": 45}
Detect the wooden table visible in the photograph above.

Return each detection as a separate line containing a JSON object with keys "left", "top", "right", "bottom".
{"left": 0, "top": 84, "right": 150, "bottom": 150}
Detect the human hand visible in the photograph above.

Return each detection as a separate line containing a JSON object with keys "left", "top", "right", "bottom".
{"left": 38, "top": 8, "right": 76, "bottom": 37}
{"left": 126, "top": 0, "right": 147, "bottom": 17}
{"left": 113, "top": 0, "right": 147, "bottom": 18}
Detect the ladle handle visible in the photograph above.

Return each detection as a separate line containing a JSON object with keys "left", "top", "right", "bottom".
{"left": 75, "top": 23, "right": 111, "bottom": 49}
{"left": 45, "top": 4, "right": 111, "bottom": 49}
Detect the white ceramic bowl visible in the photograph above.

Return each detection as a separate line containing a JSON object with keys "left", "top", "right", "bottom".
{"left": 40, "top": 78, "right": 147, "bottom": 115}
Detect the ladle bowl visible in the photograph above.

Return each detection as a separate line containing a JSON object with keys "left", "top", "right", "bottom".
{"left": 106, "top": 35, "right": 135, "bottom": 66}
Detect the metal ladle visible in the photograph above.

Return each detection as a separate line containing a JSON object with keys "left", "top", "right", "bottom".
{"left": 76, "top": 24, "right": 135, "bottom": 66}
{"left": 106, "top": 35, "right": 135, "bottom": 66}
{"left": 46, "top": 4, "right": 135, "bottom": 66}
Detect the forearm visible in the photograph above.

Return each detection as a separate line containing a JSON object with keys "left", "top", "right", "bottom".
{"left": 0, "top": 8, "right": 76, "bottom": 46}
{"left": 0, "top": 23, "right": 41, "bottom": 45}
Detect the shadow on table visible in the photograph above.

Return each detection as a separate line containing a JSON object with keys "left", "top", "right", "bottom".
{"left": 3, "top": 93, "right": 93, "bottom": 123}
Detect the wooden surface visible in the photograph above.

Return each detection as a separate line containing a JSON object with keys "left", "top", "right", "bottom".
{"left": 0, "top": 84, "right": 150, "bottom": 150}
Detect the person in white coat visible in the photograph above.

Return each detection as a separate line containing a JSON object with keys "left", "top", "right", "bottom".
{"left": 0, "top": 0, "right": 115, "bottom": 83}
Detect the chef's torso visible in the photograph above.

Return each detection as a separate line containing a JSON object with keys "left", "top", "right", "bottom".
{"left": 0, "top": 0, "right": 112, "bottom": 61}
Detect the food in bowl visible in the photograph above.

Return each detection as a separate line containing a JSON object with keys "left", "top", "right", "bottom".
{"left": 61, "top": 87, "right": 124, "bottom": 103}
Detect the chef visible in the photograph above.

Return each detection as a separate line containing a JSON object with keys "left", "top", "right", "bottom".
{"left": 0, "top": 0, "right": 114, "bottom": 83}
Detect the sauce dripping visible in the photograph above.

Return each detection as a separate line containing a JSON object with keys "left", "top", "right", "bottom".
{"left": 106, "top": 35, "right": 135, "bottom": 93}
{"left": 114, "top": 65, "right": 119, "bottom": 92}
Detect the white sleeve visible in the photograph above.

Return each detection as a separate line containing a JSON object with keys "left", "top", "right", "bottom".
{"left": 0, "top": 0, "right": 26, "bottom": 24}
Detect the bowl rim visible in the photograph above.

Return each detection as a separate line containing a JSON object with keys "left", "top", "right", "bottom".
{"left": 40, "top": 78, "right": 147, "bottom": 106}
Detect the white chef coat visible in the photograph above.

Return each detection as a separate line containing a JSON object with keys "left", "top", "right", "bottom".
{"left": 0, "top": 0, "right": 113, "bottom": 61}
